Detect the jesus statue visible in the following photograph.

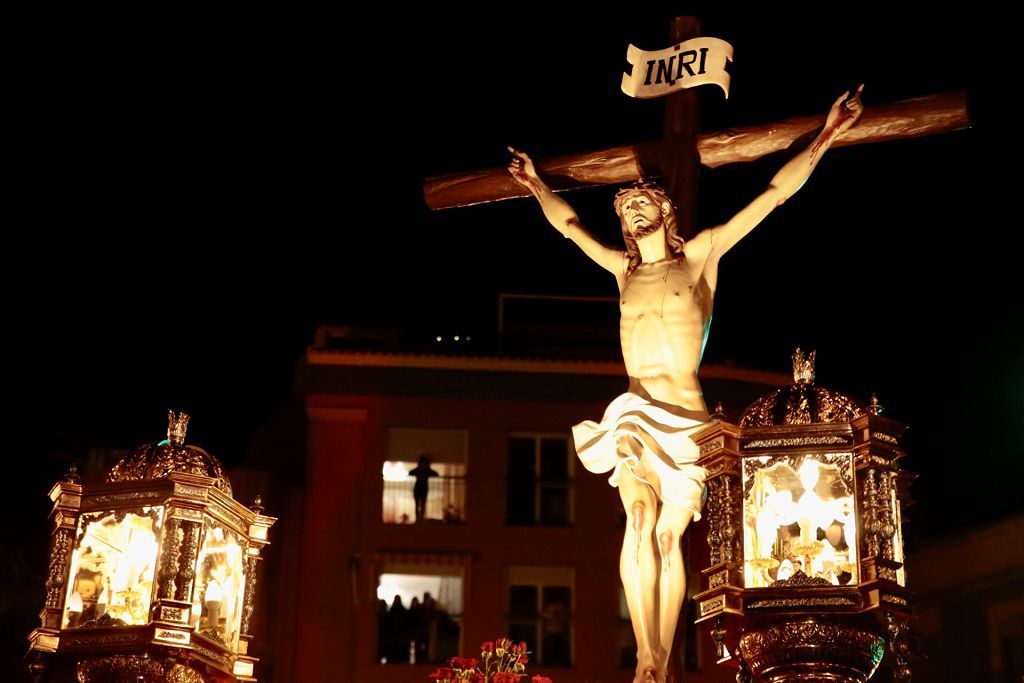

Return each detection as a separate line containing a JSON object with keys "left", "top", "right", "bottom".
{"left": 507, "top": 85, "right": 864, "bottom": 683}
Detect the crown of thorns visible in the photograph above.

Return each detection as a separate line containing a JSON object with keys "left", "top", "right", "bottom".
{"left": 613, "top": 179, "right": 675, "bottom": 215}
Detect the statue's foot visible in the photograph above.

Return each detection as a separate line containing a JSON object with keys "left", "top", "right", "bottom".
{"left": 633, "top": 661, "right": 664, "bottom": 683}
{"left": 639, "top": 666, "right": 663, "bottom": 683}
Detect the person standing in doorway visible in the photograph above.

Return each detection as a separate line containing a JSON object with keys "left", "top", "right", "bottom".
{"left": 409, "top": 455, "right": 439, "bottom": 523}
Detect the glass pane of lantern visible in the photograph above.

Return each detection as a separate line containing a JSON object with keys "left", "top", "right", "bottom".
{"left": 893, "top": 488, "right": 907, "bottom": 586}
{"left": 742, "top": 454, "right": 857, "bottom": 588}
{"left": 63, "top": 506, "right": 165, "bottom": 628}
{"left": 193, "top": 521, "right": 247, "bottom": 650}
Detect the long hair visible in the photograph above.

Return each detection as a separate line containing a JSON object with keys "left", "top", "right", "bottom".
{"left": 613, "top": 180, "right": 685, "bottom": 276}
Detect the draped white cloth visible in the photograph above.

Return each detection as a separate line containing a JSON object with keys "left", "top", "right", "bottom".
{"left": 572, "top": 391, "right": 708, "bottom": 520}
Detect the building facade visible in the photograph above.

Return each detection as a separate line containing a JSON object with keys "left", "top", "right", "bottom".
{"left": 289, "top": 331, "right": 789, "bottom": 682}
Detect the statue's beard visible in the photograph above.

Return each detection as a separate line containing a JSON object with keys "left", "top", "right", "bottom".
{"left": 631, "top": 219, "right": 661, "bottom": 240}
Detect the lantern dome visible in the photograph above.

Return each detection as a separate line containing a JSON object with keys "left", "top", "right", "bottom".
{"left": 739, "top": 349, "right": 865, "bottom": 427}
{"left": 106, "top": 410, "right": 233, "bottom": 495}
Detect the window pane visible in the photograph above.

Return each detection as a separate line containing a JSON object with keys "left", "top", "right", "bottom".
{"left": 382, "top": 462, "right": 417, "bottom": 525}
{"left": 542, "top": 630, "right": 572, "bottom": 667}
{"left": 508, "top": 438, "right": 536, "bottom": 478}
{"left": 541, "top": 586, "right": 572, "bottom": 666}
{"left": 540, "top": 486, "right": 569, "bottom": 525}
{"left": 508, "top": 486, "right": 536, "bottom": 524}
{"left": 542, "top": 585, "right": 570, "bottom": 610}
{"left": 540, "top": 438, "right": 568, "bottom": 481}
{"left": 509, "top": 585, "right": 538, "bottom": 618}
{"left": 508, "top": 438, "right": 537, "bottom": 524}
{"left": 508, "top": 622, "right": 537, "bottom": 655}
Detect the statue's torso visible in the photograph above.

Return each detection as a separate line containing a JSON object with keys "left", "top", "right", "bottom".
{"left": 619, "top": 256, "right": 713, "bottom": 416}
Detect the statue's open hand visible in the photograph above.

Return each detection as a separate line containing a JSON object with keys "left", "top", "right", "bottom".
{"left": 507, "top": 146, "right": 538, "bottom": 186}
{"left": 826, "top": 83, "right": 865, "bottom": 137}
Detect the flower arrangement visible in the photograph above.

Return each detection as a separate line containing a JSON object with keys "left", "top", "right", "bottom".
{"left": 427, "top": 637, "right": 553, "bottom": 683}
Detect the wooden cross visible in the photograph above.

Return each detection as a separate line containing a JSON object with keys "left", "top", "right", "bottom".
{"left": 423, "top": 17, "right": 969, "bottom": 242}
{"left": 422, "top": 15, "right": 968, "bottom": 682}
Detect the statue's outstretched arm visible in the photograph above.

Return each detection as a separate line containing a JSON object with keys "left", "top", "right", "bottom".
{"left": 508, "top": 146, "right": 626, "bottom": 276}
{"left": 708, "top": 85, "right": 865, "bottom": 261}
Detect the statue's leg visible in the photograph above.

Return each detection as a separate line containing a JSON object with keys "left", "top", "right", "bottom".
{"left": 653, "top": 502, "right": 695, "bottom": 676}
{"left": 616, "top": 459, "right": 661, "bottom": 682}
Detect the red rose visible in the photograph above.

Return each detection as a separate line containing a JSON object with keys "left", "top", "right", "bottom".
{"left": 532, "top": 677, "right": 554, "bottom": 683}
{"left": 428, "top": 667, "right": 454, "bottom": 681}
{"left": 481, "top": 641, "right": 495, "bottom": 653}
{"left": 493, "top": 673, "right": 523, "bottom": 683}
{"left": 519, "top": 641, "right": 528, "bottom": 653}
{"left": 448, "top": 656, "right": 479, "bottom": 670}
{"left": 520, "top": 654, "right": 529, "bottom": 664}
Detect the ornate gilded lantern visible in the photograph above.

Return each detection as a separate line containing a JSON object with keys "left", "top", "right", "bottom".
{"left": 27, "top": 411, "right": 276, "bottom": 683}
{"left": 693, "top": 350, "right": 914, "bottom": 682}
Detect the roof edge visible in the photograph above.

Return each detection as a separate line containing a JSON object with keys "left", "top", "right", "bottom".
{"left": 306, "top": 348, "right": 789, "bottom": 386}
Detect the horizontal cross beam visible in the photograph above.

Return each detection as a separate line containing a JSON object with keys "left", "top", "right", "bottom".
{"left": 424, "top": 90, "right": 969, "bottom": 211}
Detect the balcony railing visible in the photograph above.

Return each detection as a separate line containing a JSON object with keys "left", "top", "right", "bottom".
{"left": 383, "top": 475, "right": 467, "bottom": 524}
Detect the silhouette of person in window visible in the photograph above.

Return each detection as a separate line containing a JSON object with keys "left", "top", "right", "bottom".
{"left": 409, "top": 455, "right": 439, "bottom": 523}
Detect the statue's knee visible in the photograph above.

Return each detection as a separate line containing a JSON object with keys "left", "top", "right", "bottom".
{"left": 631, "top": 501, "right": 647, "bottom": 533}
{"left": 658, "top": 530, "right": 675, "bottom": 557}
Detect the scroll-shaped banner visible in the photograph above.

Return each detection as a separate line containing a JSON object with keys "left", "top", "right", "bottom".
{"left": 621, "top": 37, "right": 734, "bottom": 99}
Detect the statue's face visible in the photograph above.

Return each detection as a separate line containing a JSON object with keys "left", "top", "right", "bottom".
{"left": 77, "top": 578, "right": 98, "bottom": 599}
{"left": 619, "top": 192, "right": 667, "bottom": 240}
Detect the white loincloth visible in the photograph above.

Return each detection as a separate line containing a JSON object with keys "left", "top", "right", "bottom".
{"left": 572, "top": 391, "right": 708, "bottom": 520}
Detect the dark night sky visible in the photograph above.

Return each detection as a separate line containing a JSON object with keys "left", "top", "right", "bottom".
{"left": 7, "top": 13, "right": 1018, "bottom": 549}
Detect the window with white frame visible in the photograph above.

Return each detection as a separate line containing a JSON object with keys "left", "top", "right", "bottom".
{"left": 382, "top": 428, "right": 467, "bottom": 524}
{"left": 507, "top": 566, "right": 573, "bottom": 667}
{"left": 506, "top": 434, "right": 573, "bottom": 526}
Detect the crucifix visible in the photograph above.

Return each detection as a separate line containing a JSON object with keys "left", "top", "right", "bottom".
{"left": 423, "top": 17, "right": 968, "bottom": 683}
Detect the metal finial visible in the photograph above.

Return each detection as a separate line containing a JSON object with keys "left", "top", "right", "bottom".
{"left": 869, "top": 393, "right": 884, "bottom": 415}
{"left": 65, "top": 463, "right": 80, "bottom": 484}
{"left": 712, "top": 401, "right": 726, "bottom": 421}
{"left": 251, "top": 495, "right": 265, "bottom": 514}
{"left": 792, "top": 348, "right": 816, "bottom": 384}
{"left": 167, "top": 410, "right": 190, "bottom": 445}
